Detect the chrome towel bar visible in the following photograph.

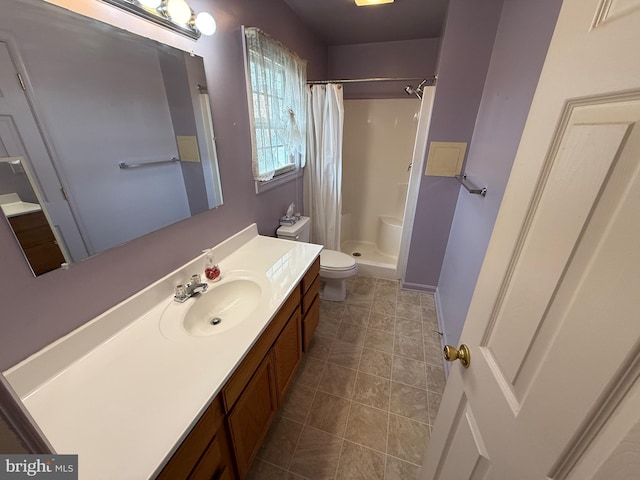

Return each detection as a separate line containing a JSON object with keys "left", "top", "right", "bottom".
{"left": 454, "top": 174, "right": 487, "bottom": 197}
{"left": 118, "top": 158, "right": 180, "bottom": 169}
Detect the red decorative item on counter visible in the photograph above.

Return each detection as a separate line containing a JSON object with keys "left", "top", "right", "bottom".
{"left": 203, "top": 249, "right": 221, "bottom": 282}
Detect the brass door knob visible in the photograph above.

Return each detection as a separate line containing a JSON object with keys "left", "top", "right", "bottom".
{"left": 443, "top": 344, "right": 471, "bottom": 368}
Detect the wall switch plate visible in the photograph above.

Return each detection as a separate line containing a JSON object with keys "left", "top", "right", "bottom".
{"left": 425, "top": 141, "right": 467, "bottom": 176}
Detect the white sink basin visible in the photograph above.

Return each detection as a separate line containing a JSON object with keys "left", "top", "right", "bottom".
{"left": 160, "top": 275, "right": 265, "bottom": 340}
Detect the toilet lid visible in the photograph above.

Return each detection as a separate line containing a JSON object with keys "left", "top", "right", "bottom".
{"left": 320, "top": 249, "right": 356, "bottom": 270}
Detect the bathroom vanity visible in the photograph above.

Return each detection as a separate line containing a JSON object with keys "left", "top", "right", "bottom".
{"left": 4, "top": 225, "right": 322, "bottom": 479}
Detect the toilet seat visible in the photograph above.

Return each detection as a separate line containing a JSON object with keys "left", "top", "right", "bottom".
{"left": 320, "top": 250, "right": 357, "bottom": 279}
{"left": 320, "top": 249, "right": 356, "bottom": 270}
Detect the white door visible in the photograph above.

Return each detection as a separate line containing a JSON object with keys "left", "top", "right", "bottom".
{"left": 421, "top": 0, "right": 640, "bottom": 478}
{"left": 0, "top": 41, "right": 87, "bottom": 263}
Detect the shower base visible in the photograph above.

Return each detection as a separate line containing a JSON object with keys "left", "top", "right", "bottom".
{"left": 341, "top": 240, "right": 398, "bottom": 279}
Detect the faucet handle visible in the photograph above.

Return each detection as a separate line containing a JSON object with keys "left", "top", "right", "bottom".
{"left": 190, "top": 274, "right": 202, "bottom": 285}
{"left": 175, "top": 284, "right": 187, "bottom": 299}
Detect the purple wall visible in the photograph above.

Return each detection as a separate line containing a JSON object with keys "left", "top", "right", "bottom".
{"left": 0, "top": 0, "right": 327, "bottom": 371}
{"left": 437, "top": 0, "right": 562, "bottom": 347}
{"left": 404, "top": 0, "right": 504, "bottom": 289}
{"left": 328, "top": 38, "right": 439, "bottom": 99}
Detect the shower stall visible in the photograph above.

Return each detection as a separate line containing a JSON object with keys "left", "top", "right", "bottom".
{"left": 340, "top": 84, "right": 432, "bottom": 279}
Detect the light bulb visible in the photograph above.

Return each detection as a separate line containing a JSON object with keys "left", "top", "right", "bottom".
{"left": 195, "top": 12, "right": 216, "bottom": 36}
{"left": 137, "top": 0, "right": 162, "bottom": 8}
{"left": 166, "top": 0, "right": 191, "bottom": 24}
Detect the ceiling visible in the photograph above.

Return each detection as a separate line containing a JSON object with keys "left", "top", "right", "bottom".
{"left": 283, "top": 0, "right": 449, "bottom": 46}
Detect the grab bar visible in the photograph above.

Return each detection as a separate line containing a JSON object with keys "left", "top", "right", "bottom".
{"left": 454, "top": 174, "right": 487, "bottom": 197}
{"left": 118, "top": 158, "right": 180, "bottom": 169}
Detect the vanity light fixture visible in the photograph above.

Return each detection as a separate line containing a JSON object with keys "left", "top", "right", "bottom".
{"left": 354, "top": 0, "right": 394, "bottom": 6}
{"left": 101, "top": 0, "right": 216, "bottom": 40}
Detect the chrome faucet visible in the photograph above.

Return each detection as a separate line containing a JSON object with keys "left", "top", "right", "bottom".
{"left": 174, "top": 274, "right": 208, "bottom": 303}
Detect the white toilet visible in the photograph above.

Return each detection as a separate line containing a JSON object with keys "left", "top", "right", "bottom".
{"left": 276, "top": 216, "right": 357, "bottom": 301}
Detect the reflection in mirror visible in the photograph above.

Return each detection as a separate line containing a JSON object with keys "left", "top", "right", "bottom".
{"left": 0, "top": 0, "right": 223, "bottom": 276}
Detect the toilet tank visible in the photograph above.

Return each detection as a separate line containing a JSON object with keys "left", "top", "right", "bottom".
{"left": 276, "top": 216, "right": 311, "bottom": 242}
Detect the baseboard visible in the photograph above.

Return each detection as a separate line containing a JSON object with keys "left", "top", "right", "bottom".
{"left": 434, "top": 287, "right": 451, "bottom": 378}
{"left": 400, "top": 281, "right": 437, "bottom": 293}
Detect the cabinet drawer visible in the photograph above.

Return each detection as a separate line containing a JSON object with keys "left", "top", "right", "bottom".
{"left": 222, "top": 288, "right": 300, "bottom": 412}
{"left": 302, "top": 276, "right": 319, "bottom": 315}
{"left": 302, "top": 295, "right": 320, "bottom": 351}
{"left": 188, "top": 433, "right": 222, "bottom": 480}
{"left": 157, "top": 396, "right": 225, "bottom": 479}
{"left": 301, "top": 257, "right": 320, "bottom": 295}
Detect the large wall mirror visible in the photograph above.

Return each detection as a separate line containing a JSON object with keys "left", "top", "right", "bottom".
{"left": 0, "top": 0, "right": 223, "bottom": 276}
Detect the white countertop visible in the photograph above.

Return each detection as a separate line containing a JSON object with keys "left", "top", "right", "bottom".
{"left": 4, "top": 225, "right": 322, "bottom": 480}
{"left": 0, "top": 193, "right": 42, "bottom": 217}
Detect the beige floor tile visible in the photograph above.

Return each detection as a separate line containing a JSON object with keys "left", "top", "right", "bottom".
{"left": 420, "top": 293, "right": 436, "bottom": 309}
{"left": 257, "top": 416, "right": 304, "bottom": 468}
{"left": 385, "top": 455, "right": 421, "bottom": 480}
{"left": 320, "top": 300, "right": 345, "bottom": 321}
{"left": 368, "top": 312, "right": 395, "bottom": 333}
{"left": 424, "top": 342, "right": 444, "bottom": 367}
{"left": 316, "top": 315, "right": 341, "bottom": 339}
{"left": 336, "top": 322, "right": 367, "bottom": 346}
{"left": 387, "top": 414, "right": 430, "bottom": 465}
{"left": 247, "top": 459, "right": 289, "bottom": 480}
{"left": 335, "top": 441, "right": 385, "bottom": 480}
{"left": 421, "top": 304, "right": 438, "bottom": 324}
{"left": 307, "top": 391, "right": 352, "bottom": 436}
{"left": 374, "top": 285, "right": 397, "bottom": 301}
{"left": 396, "top": 302, "right": 422, "bottom": 320}
{"left": 328, "top": 340, "right": 363, "bottom": 369}
{"left": 359, "top": 348, "right": 392, "bottom": 379}
{"left": 318, "top": 363, "right": 358, "bottom": 399}
{"left": 423, "top": 327, "right": 443, "bottom": 346}
{"left": 289, "top": 426, "right": 343, "bottom": 480}
{"left": 363, "top": 329, "right": 394, "bottom": 353}
{"left": 352, "top": 372, "right": 390, "bottom": 410}
{"left": 280, "top": 382, "right": 316, "bottom": 424}
{"left": 426, "top": 363, "right": 446, "bottom": 394}
{"left": 285, "top": 472, "right": 307, "bottom": 480}
{"left": 306, "top": 334, "right": 334, "bottom": 361}
{"left": 344, "top": 402, "right": 388, "bottom": 452}
{"left": 371, "top": 298, "right": 396, "bottom": 316}
{"left": 428, "top": 391, "right": 443, "bottom": 426}
{"left": 389, "top": 382, "right": 429, "bottom": 424}
{"left": 397, "top": 290, "right": 422, "bottom": 306}
{"left": 295, "top": 357, "right": 326, "bottom": 389}
{"left": 394, "top": 335, "right": 425, "bottom": 362}
{"left": 395, "top": 318, "right": 423, "bottom": 338}
{"left": 391, "top": 356, "right": 427, "bottom": 389}
{"left": 375, "top": 278, "right": 398, "bottom": 288}
{"left": 342, "top": 305, "right": 371, "bottom": 326}
{"left": 352, "top": 281, "right": 376, "bottom": 296}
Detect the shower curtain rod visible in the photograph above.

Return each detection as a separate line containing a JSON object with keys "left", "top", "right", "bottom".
{"left": 307, "top": 75, "right": 437, "bottom": 85}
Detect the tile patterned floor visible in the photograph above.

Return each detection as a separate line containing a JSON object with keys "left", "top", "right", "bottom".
{"left": 247, "top": 275, "right": 446, "bottom": 480}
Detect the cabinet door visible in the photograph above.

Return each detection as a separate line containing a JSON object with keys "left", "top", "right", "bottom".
{"left": 273, "top": 309, "right": 302, "bottom": 403}
{"left": 227, "top": 353, "right": 277, "bottom": 478}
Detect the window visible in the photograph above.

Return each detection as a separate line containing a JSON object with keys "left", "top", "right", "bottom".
{"left": 244, "top": 27, "right": 307, "bottom": 191}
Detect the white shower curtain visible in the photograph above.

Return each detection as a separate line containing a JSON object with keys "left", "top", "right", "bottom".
{"left": 304, "top": 84, "right": 344, "bottom": 250}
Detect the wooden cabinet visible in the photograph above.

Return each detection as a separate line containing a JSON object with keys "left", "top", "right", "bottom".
{"left": 157, "top": 396, "right": 234, "bottom": 480}
{"left": 227, "top": 353, "right": 278, "bottom": 478}
{"left": 273, "top": 309, "right": 302, "bottom": 403}
{"left": 301, "top": 258, "right": 320, "bottom": 351}
{"left": 8, "top": 211, "right": 65, "bottom": 275}
{"left": 157, "top": 257, "right": 318, "bottom": 480}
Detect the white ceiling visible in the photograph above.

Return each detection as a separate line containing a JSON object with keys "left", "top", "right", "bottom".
{"left": 283, "top": 0, "right": 448, "bottom": 45}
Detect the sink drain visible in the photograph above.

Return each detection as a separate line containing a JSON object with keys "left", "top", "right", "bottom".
{"left": 209, "top": 317, "right": 222, "bottom": 326}
{"left": 352, "top": 252, "right": 362, "bottom": 257}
